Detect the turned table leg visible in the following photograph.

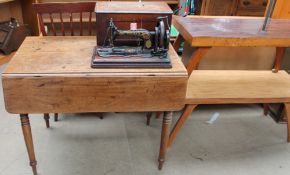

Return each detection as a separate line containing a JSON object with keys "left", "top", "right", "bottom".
{"left": 54, "top": 113, "right": 58, "bottom": 122}
{"left": 98, "top": 112, "right": 104, "bottom": 119}
{"left": 263, "top": 104, "right": 269, "bottom": 116}
{"left": 158, "top": 111, "right": 173, "bottom": 170}
{"left": 20, "top": 114, "right": 38, "bottom": 175}
{"left": 43, "top": 113, "right": 50, "bottom": 128}
{"left": 146, "top": 112, "right": 163, "bottom": 126}
{"left": 284, "top": 103, "right": 290, "bottom": 142}
{"left": 146, "top": 112, "right": 153, "bottom": 126}
{"left": 156, "top": 112, "right": 163, "bottom": 119}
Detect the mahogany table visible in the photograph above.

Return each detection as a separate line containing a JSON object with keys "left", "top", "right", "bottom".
{"left": 2, "top": 36, "right": 187, "bottom": 174}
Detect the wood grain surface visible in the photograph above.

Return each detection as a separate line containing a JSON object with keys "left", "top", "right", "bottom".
{"left": 33, "top": 2, "right": 96, "bottom": 36}
{"left": 173, "top": 15, "right": 290, "bottom": 47}
{"left": 95, "top": 1, "right": 173, "bottom": 14}
{"left": 271, "top": 0, "right": 290, "bottom": 19}
{"left": 2, "top": 36, "right": 187, "bottom": 114}
{"left": 3, "top": 76, "right": 187, "bottom": 113}
{"left": 4, "top": 36, "right": 185, "bottom": 75}
{"left": 186, "top": 70, "right": 290, "bottom": 104}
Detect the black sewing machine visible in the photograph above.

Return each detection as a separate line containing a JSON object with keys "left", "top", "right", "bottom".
{"left": 91, "top": 17, "right": 171, "bottom": 68}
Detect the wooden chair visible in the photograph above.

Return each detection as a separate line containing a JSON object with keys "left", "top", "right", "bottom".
{"left": 33, "top": 2, "right": 102, "bottom": 128}
{"left": 33, "top": 2, "right": 96, "bottom": 37}
{"left": 158, "top": 70, "right": 290, "bottom": 169}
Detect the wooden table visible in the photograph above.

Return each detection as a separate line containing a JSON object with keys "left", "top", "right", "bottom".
{"left": 168, "top": 70, "right": 290, "bottom": 147}
{"left": 164, "top": 15, "right": 290, "bottom": 166}
{"left": 172, "top": 15, "right": 290, "bottom": 75}
{"left": 2, "top": 36, "right": 187, "bottom": 174}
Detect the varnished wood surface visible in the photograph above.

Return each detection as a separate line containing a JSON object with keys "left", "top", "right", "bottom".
{"left": 235, "top": 0, "right": 267, "bottom": 16}
{"left": 158, "top": 111, "right": 172, "bottom": 170}
{"left": 186, "top": 47, "right": 211, "bottom": 75}
{"left": 20, "top": 114, "right": 37, "bottom": 175}
{"left": 3, "top": 76, "right": 187, "bottom": 113}
{"left": 4, "top": 36, "right": 185, "bottom": 76}
{"left": 33, "top": 2, "right": 96, "bottom": 36}
{"left": 200, "top": 0, "right": 267, "bottom": 16}
{"left": 96, "top": 1, "right": 173, "bottom": 14}
{"left": 173, "top": 15, "right": 290, "bottom": 47}
{"left": 186, "top": 70, "right": 290, "bottom": 104}
{"left": 0, "top": 0, "right": 14, "bottom": 3}
{"left": 272, "top": 0, "right": 290, "bottom": 19}
{"left": 2, "top": 36, "right": 187, "bottom": 113}
{"left": 33, "top": 2, "right": 96, "bottom": 13}
{"left": 111, "top": 0, "right": 178, "bottom": 5}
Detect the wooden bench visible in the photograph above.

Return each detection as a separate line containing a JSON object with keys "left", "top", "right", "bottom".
{"left": 167, "top": 70, "right": 290, "bottom": 149}
{"left": 148, "top": 16, "right": 290, "bottom": 170}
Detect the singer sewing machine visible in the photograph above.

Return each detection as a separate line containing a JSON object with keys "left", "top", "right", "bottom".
{"left": 92, "top": 1, "right": 173, "bottom": 68}
{"left": 92, "top": 17, "right": 171, "bottom": 68}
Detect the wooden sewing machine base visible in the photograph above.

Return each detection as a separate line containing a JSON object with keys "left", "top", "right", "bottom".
{"left": 91, "top": 47, "right": 172, "bottom": 68}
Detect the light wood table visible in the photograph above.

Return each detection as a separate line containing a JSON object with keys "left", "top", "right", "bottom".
{"left": 168, "top": 70, "right": 290, "bottom": 147}
{"left": 163, "top": 15, "right": 290, "bottom": 166}
{"left": 173, "top": 15, "right": 290, "bottom": 75}
{"left": 2, "top": 36, "right": 187, "bottom": 174}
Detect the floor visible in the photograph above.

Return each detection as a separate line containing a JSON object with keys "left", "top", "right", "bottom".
{"left": 1, "top": 64, "right": 290, "bottom": 175}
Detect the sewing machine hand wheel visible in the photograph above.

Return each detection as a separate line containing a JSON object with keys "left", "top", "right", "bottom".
{"left": 159, "top": 20, "right": 165, "bottom": 48}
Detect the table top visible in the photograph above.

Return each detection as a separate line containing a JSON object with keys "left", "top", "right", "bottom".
{"left": 95, "top": 1, "right": 173, "bottom": 14}
{"left": 3, "top": 36, "right": 187, "bottom": 77}
{"left": 2, "top": 36, "right": 187, "bottom": 113}
{"left": 173, "top": 15, "right": 290, "bottom": 47}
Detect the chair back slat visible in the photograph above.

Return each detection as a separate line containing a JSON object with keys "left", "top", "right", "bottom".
{"left": 49, "top": 13, "right": 57, "bottom": 36}
{"left": 80, "top": 12, "right": 83, "bottom": 36}
{"left": 70, "top": 13, "right": 74, "bottom": 36}
{"left": 89, "top": 12, "right": 92, "bottom": 35}
{"left": 33, "top": 2, "right": 96, "bottom": 13}
{"left": 38, "top": 14, "right": 47, "bottom": 36}
{"left": 33, "top": 2, "right": 96, "bottom": 36}
{"left": 60, "top": 12, "right": 65, "bottom": 36}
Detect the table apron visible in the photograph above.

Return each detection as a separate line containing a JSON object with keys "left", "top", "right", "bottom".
{"left": 2, "top": 76, "right": 187, "bottom": 113}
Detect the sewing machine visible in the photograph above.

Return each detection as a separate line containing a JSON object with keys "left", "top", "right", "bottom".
{"left": 92, "top": 1, "right": 173, "bottom": 68}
